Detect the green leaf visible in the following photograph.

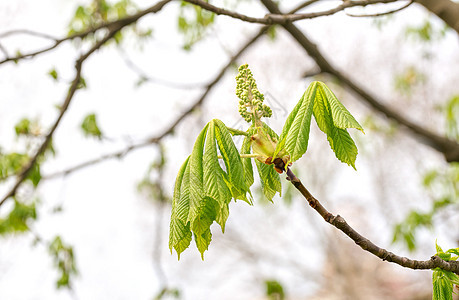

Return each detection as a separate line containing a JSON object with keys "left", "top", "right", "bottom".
{"left": 191, "top": 196, "right": 216, "bottom": 259}
{"left": 446, "top": 248, "right": 459, "bottom": 257}
{"left": 169, "top": 157, "right": 192, "bottom": 259}
{"left": 436, "top": 241, "right": 444, "bottom": 254}
{"left": 0, "top": 200, "right": 37, "bottom": 235}
{"left": 14, "top": 118, "right": 31, "bottom": 136}
{"left": 255, "top": 161, "right": 281, "bottom": 202}
{"left": 432, "top": 269, "right": 453, "bottom": 300}
{"left": 213, "top": 119, "right": 251, "bottom": 204}
{"left": 81, "top": 113, "right": 102, "bottom": 139}
{"left": 327, "top": 127, "right": 359, "bottom": 169}
{"left": 273, "top": 92, "right": 304, "bottom": 159}
{"left": 443, "top": 271, "right": 459, "bottom": 285}
{"left": 187, "top": 124, "right": 208, "bottom": 224}
{"left": 240, "top": 134, "right": 254, "bottom": 189}
{"left": 265, "top": 280, "right": 285, "bottom": 300}
{"left": 276, "top": 81, "right": 362, "bottom": 168}
{"left": 277, "top": 85, "right": 315, "bottom": 162}
{"left": 203, "top": 121, "right": 232, "bottom": 232}
{"left": 48, "top": 68, "right": 59, "bottom": 81}
{"left": 320, "top": 83, "right": 363, "bottom": 132}
{"left": 48, "top": 236, "right": 77, "bottom": 289}
{"left": 27, "top": 162, "right": 42, "bottom": 187}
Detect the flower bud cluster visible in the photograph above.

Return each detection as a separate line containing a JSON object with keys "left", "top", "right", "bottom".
{"left": 235, "top": 64, "right": 272, "bottom": 123}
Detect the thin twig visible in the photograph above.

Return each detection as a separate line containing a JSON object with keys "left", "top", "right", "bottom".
{"left": 260, "top": 0, "right": 459, "bottom": 162}
{"left": 0, "top": 29, "right": 59, "bottom": 40}
{"left": 291, "top": 0, "right": 321, "bottom": 13}
{"left": 346, "top": 0, "right": 413, "bottom": 17}
{"left": 0, "top": 0, "right": 172, "bottom": 65}
{"left": 285, "top": 167, "right": 459, "bottom": 275}
{"left": 183, "top": 0, "right": 400, "bottom": 25}
{"left": 118, "top": 49, "right": 206, "bottom": 90}
{"left": 0, "top": 0, "right": 172, "bottom": 207}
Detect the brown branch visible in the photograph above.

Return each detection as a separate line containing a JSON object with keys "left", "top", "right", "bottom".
{"left": 0, "top": 0, "right": 171, "bottom": 65}
{"left": 346, "top": 0, "right": 414, "bottom": 17}
{"left": 284, "top": 167, "right": 459, "bottom": 275}
{"left": 0, "top": 0, "right": 171, "bottom": 207}
{"left": 260, "top": 0, "right": 459, "bottom": 162}
{"left": 43, "top": 26, "right": 268, "bottom": 180}
{"left": 415, "top": 0, "right": 459, "bottom": 35}
{"left": 183, "top": 0, "right": 400, "bottom": 25}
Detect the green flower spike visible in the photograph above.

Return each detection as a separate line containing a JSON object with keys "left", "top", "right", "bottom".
{"left": 235, "top": 64, "right": 272, "bottom": 126}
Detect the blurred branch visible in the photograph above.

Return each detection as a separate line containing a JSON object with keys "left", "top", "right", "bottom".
{"left": 118, "top": 49, "right": 206, "bottom": 90}
{"left": 415, "top": 0, "right": 459, "bottom": 35}
{"left": 261, "top": 0, "right": 459, "bottom": 163}
{"left": 43, "top": 26, "right": 268, "bottom": 179}
{"left": 285, "top": 167, "right": 459, "bottom": 275}
{"left": 183, "top": 0, "right": 400, "bottom": 25}
{"left": 291, "top": 0, "right": 321, "bottom": 13}
{"left": 0, "top": 0, "right": 172, "bottom": 65}
{"left": 0, "top": 42, "right": 8, "bottom": 57}
{"left": 0, "top": 0, "right": 171, "bottom": 208}
{"left": 0, "top": 29, "right": 59, "bottom": 40}
{"left": 346, "top": 0, "right": 413, "bottom": 17}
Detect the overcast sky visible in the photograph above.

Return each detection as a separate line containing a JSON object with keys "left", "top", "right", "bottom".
{"left": 1, "top": 1, "right": 458, "bottom": 299}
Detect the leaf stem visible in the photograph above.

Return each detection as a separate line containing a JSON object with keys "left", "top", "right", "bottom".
{"left": 217, "top": 154, "right": 259, "bottom": 159}
{"left": 227, "top": 127, "right": 249, "bottom": 136}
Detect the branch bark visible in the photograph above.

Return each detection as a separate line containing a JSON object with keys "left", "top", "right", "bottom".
{"left": 182, "top": 0, "right": 399, "bottom": 25}
{"left": 284, "top": 167, "right": 459, "bottom": 275}
{"left": 415, "top": 0, "right": 459, "bottom": 35}
{"left": 260, "top": 0, "right": 459, "bottom": 163}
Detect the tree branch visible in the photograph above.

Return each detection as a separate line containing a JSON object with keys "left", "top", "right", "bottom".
{"left": 346, "top": 0, "right": 414, "bottom": 17}
{"left": 0, "top": 29, "right": 59, "bottom": 40}
{"left": 43, "top": 26, "right": 269, "bottom": 180}
{"left": 0, "top": 0, "right": 172, "bottom": 207}
{"left": 0, "top": 0, "right": 172, "bottom": 65}
{"left": 284, "top": 167, "right": 459, "bottom": 275}
{"left": 260, "top": 0, "right": 459, "bottom": 163}
{"left": 415, "top": 0, "right": 459, "bottom": 35}
{"left": 182, "top": 0, "right": 400, "bottom": 25}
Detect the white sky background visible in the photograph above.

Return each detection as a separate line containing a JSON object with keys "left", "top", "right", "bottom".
{"left": 0, "top": 0, "right": 458, "bottom": 299}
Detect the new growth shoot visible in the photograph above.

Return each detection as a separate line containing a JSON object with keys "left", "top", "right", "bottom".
{"left": 236, "top": 64, "right": 272, "bottom": 126}
{"left": 236, "top": 64, "right": 290, "bottom": 173}
{"left": 169, "top": 63, "right": 363, "bottom": 259}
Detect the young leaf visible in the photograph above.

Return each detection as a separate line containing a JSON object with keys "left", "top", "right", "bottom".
{"left": 214, "top": 119, "right": 251, "bottom": 204}
{"left": 81, "top": 113, "right": 102, "bottom": 139}
{"left": 276, "top": 81, "right": 363, "bottom": 168}
{"left": 327, "top": 126, "right": 359, "bottom": 169}
{"left": 320, "top": 83, "right": 363, "bottom": 132}
{"left": 187, "top": 124, "right": 209, "bottom": 224}
{"left": 254, "top": 122, "right": 282, "bottom": 201}
{"left": 255, "top": 161, "right": 282, "bottom": 202}
{"left": 432, "top": 269, "right": 453, "bottom": 300}
{"left": 275, "top": 83, "right": 315, "bottom": 162}
{"left": 240, "top": 134, "right": 255, "bottom": 191}
{"left": 169, "top": 157, "right": 192, "bottom": 259}
{"left": 191, "top": 197, "right": 216, "bottom": 258}
{"left": 203, "top": 121, "right": 232, "bottom": 232}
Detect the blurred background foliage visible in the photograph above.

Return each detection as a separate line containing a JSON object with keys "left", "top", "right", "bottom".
{"left": 0, "top": 0, "right": 458, "bottom": 299}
